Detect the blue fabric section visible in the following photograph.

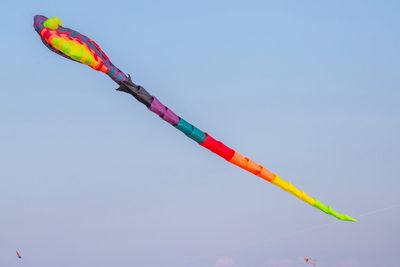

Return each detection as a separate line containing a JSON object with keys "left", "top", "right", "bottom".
{"left": 175, "top": 118, "right": 206, "bottom": 143}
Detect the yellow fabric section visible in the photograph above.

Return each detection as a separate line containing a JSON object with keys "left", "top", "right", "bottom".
{"left": 51, "top": 37, "right": 100, "bottom": 69}
{"left": 228, "top": 152, "right": 355, "bottom": 221}
{"left": 272, "top": 175, "right": 316, "bottom": 205}
{"left": 229, "top": 152, "right": 275, "bottom": 182}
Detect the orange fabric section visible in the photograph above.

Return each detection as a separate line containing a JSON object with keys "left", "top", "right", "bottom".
{"left": 229, "top": 152, "right": 276, "bottom": 182}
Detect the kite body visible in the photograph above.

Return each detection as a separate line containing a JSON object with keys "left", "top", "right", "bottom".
{"left": 33, "top": 15, "right": 127, "bottom": 84}
{"left": 33, "top": 15, "right": 356, "bottom": 222}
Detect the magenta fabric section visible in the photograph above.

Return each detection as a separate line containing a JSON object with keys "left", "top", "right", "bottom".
{"left": 149, "top": 97, "right": 180, "bottom": 126}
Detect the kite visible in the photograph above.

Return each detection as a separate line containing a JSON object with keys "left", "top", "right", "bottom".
{"left": 304, "top": 257, "right": 316, "bottom": 266}
{"left": 16, "top": 250, "right": 22, "bottom": 259}
{"left": 33, "top": 15, "right": 356, "bottom": 222}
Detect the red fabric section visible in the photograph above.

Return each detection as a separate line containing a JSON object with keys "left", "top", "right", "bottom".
{"left": 201, "top": 134, "right": 235, "bottom": 161}
{"left": 41, "top": 28, "right": 51, "bottom": 40}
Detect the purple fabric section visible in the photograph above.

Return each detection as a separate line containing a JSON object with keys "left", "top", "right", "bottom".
{"left": 149, "top": 97, "right": 180, "bottom": 126}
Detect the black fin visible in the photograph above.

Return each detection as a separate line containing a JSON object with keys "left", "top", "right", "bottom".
{"left": 116, "top": 75, "right": 153, "bottom": 107}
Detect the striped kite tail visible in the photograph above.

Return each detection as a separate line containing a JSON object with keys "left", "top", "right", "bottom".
{"left": 118, "top": 77, "right": 357, "bottom": 222}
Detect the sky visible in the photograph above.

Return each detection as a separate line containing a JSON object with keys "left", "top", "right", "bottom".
{"left": 1, "top": 0, "right": 399, "bottom": 266}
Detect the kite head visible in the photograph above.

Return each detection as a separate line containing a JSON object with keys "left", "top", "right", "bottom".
{"left": 33, "top": 15, "right": 127, "bottom": 84}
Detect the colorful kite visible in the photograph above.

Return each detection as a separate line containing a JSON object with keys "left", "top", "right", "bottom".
{"left": 33, "top": 15, "right": 356, "bottom": 222}
{"left": 16, "top": 250, "right": 22, "bottom": 259}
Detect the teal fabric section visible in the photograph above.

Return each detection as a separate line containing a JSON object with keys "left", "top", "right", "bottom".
{"left": 176, "top": 118, "right": 206, "bottom": 143}
{"left": 109, "top": 68, "right": 115, "bottom": 76}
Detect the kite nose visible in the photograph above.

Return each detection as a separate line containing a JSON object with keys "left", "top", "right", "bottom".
{"left": 33, "top": 15, "right": 47, "bottom": 30}
{"left": 34, "top": 15, "right": 46, "bottom": 22}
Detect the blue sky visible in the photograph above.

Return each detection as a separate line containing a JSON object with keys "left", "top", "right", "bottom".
{"left": 1, "top": 1, "right": 399, "bottom": 266}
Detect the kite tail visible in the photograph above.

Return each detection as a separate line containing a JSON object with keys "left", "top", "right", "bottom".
{"left": 153, "top": 100, "right": 357, "bottom": 222}
{"left": 118, "top": 78, "right": 356, "bottom": 222}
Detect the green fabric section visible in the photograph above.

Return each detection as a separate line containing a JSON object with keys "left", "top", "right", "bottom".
{"left": 176, "top": 118, "right": 206, "bottom": 143}
{"left": 43, "top": 17, "right": 62, "bottom": 30}
{"left": 52, "top": 38, "right": 61, "bottom": 48}
{"left": 61, "top": 42, "right": 71, "bottom": 54}
{"left": 71, "top": 46, "right": 84, "bottom": 61}
{"left": 313, "top": 200, "right": 357, "bottom": 222}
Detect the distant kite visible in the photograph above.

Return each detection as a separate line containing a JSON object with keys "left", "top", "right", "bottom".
{"left": 33, "top": 15, "right": 356, "bottom": 222}
{"left": 304, "top": 257, "right": 316, "bottom": 266}
{"left": 16, "top": 250, "right": 22, "bottom": 259}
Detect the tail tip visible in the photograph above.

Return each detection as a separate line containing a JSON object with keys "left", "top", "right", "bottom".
{"left": 342, "top": 215, "right": 357, "bottom": 222}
